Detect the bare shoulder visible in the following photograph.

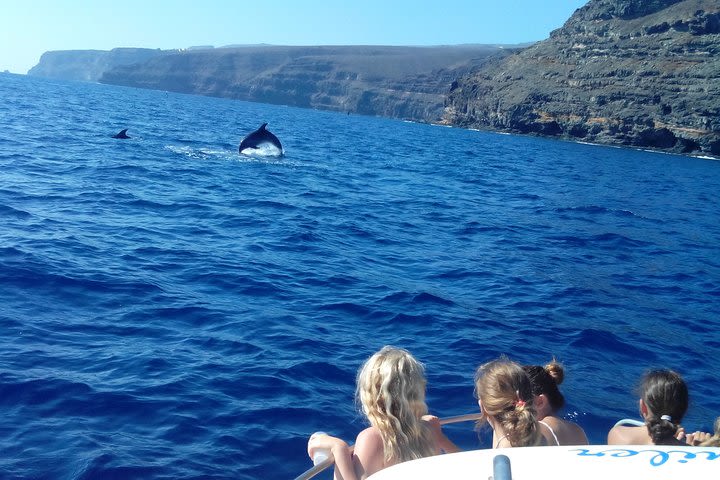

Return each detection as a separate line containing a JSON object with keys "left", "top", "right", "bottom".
{"left": 563, "top": 418, "right": 589, "bottom": 444}
{"left": 541, "top": 415, "right": 563, "bottom": 429}
{"left": 608, "top": 425, "right": 647, "bottom": 445}
{"left": 353, "top": 427, "right": 387, "bottom": 478}
{"left": 542, "top": 415, "right": 576, "bottom": 433}
{"left": 356, "top": 426, "right": 384, "bottom": 447}
{"left": 553, "top": 416, "right": 585, "bottom": 433}
{"left": 607, "top": 425, "right": 629, "bottom": 443}
{"left": 542, "top": 416, "right": 589, "bottom": 445}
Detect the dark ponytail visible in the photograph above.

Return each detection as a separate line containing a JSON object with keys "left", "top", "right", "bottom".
{"left": 640, "top": 370, "right": 688, "bottom": 445}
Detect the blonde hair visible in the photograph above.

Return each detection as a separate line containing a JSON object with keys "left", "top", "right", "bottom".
{"left": 699, "top": 417, "right": 720, "bottom": 447}
{"left": 475, "top": 358, "right": 544, "bottom": 447}
{"left": 356, "top": 346, "right": 435, "bottom": 463}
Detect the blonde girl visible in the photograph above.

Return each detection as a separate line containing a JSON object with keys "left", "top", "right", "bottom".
{"left": 308, "top": 346, "right": 452, "bottom": 479}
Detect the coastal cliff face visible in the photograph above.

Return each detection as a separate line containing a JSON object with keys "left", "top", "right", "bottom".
{"left": 27, "top": 48, "right": 173, "bottom": 82}
{"left": 444, "top": 0, "right": 720, "bottom": 156}
{"left": 26, "top": 1, "right": 720, "bottom": 156}
{"left": 97, "top": 45, "right": 510, "bottom": 122}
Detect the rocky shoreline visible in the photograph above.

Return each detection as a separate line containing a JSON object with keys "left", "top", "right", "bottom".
{"left": 444, "top": 0, "right": 720, "bottom": 158}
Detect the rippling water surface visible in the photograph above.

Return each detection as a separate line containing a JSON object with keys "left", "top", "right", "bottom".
{"left": 1, "top": 73, "right": 719, "bottom": 479}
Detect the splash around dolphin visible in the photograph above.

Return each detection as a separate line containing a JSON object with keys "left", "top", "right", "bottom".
{"left": 238, "top": 123, "right": 283, "bottom": 156}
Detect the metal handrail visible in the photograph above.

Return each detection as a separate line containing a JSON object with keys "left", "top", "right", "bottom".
{"left": 294, "top": 412, "right": 482, "bottom": 480}
{"left": 493, "top": 454, "right": 512, "bottom": 480}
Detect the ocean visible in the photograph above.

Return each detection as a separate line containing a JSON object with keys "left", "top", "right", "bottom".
{"left": 0, "top": 73, "right": 718, "bottom": 479}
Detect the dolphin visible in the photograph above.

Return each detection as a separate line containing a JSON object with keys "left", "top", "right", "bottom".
{"left": 113, "top": 129, "right": 130, "bottom": 139}
{"left": 239, "top": 123, "right": 283, "bottom": 155}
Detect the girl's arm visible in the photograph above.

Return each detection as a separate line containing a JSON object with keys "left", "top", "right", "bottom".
{"left": 308, "top": 434, "right": 356, "bottom": 480}
{"left": 423, "top": 415, "right": 462, "bottom": 454}
{"left": 308, "top": 428, "right": 385, "bottom": 480}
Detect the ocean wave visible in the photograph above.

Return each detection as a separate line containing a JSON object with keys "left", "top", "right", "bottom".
{"left": 1, "top": 73, "right": 719, "bottom": 480}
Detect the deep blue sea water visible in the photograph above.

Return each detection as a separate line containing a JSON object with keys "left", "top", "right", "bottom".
{"left": 0, "top": 72, "right": 719, "bottom": 479}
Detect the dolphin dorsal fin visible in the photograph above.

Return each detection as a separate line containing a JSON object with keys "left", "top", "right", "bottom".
{"left": 259, "top": 123, "right": 268, "bottom": 130}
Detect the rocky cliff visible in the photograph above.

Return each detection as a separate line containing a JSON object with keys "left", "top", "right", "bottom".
{"left": 27, "top": 48, "right": 174, "bottom": 82}
{"left": 444, "top": 0, "right": 720, "bottom": 157}
{"left": 98, "top": 45, "right": 511, "bottom": 122}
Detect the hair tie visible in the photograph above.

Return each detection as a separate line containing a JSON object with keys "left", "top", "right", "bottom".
{"left": 660, "top": 415, "right": 672, "bottom": 422}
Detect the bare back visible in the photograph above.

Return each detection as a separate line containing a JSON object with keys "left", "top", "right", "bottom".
{"left": 350, "top": 427, "right": 389, "bottom": 479}
{"left": 350, "top": 419, "right": 449, "bottom": 478}
{"left": 608, "top": 424, "right": 685, "bottom": 446}
{"left": 540, "top": 415, "right": 589, "bottom": 446}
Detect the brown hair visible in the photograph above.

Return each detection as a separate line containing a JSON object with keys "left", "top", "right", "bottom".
{"left": 475, "top": 358, "right": 544, "bottom": 447}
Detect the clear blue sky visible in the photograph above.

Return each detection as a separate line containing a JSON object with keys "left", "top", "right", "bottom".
{"left": 0, "top": 0, "right": 588, "bottom": 74}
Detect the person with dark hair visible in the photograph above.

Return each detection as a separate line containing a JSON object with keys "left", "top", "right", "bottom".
{"left": 425, "top": 357, "right": 550, "bottom": 453}
{"left": 607, "top": 369, "right": 689, "bottom": 445}
{"left": 523, "top": 360, "right": 589, "bottom": 445}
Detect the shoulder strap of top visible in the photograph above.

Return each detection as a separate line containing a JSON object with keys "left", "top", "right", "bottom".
{"left": 494, "top": 433, "right": 509, "bottom": 448}
{"left": 539, "top": 420, "right": 560, "bottom": 446}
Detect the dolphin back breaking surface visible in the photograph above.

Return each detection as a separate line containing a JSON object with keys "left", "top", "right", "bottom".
{"left": 239, "top": 123, "right": 283, "bottom": 156}
{"left": 113, "top": 128, "right": 130, "bottom": 139}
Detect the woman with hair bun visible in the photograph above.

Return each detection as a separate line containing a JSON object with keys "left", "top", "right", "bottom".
{"left": 523, "top": 360, "right": 589, "bottom": 445}
{"left": 607, "top": 369, "right": 689, "bottom": 445}
{"left": 475, "top": 357, "right": 546, "bottom": 448}
{"left": 307, "top": 346, "right": 455, "bottom": 479}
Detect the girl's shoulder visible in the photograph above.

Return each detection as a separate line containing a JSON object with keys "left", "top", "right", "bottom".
{"left": 355, "top": 426, "right": 385, "bottom": 453}
{"left": 357, "top": 426, "right": 383, "bottom": 442}
{"left": 545, "top": 415, "right": 589, "bottom": 445}
{"left": 608, "top": 425, "right": 648, "bottom": 445}
{"left": 354, "top": 426, "right": 388, "bottom": 476}
{"left": 540, "top": 415, "right": 574, "bottom": 434}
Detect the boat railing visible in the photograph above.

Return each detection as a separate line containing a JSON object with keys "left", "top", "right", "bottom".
{"left": 294, "top": 413, "right": 483, "bottom": 480}
{"left": 613, "top": 418, "right": 645, "bottom": 427}
{"left": 493, "top": 454, "right": 512, "bottom": 480}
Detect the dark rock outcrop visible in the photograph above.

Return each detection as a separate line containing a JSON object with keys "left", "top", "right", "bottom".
{"left": 444, "top": 0, "right": 720, "bottom": 157}
{"left": 27, "top": 48, "right": 174, "bottom": 82}
{"left": 97, "top": 45, "right": 512, "bottom": 122}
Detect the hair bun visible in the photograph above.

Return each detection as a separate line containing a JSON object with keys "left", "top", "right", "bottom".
{"left": 544, "top": 360, "right": 565, "bottom": 385}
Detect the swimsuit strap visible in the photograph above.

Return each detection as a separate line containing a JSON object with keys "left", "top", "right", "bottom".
{"left": 495, "top": 434, "right": 509, "bottom": 448}
{"left": 539, "top": 420, "right": 560, "bottom": 446}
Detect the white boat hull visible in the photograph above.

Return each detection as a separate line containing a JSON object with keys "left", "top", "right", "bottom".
{"left": 370, "top": 445, "right": 720, "bottom": 479}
